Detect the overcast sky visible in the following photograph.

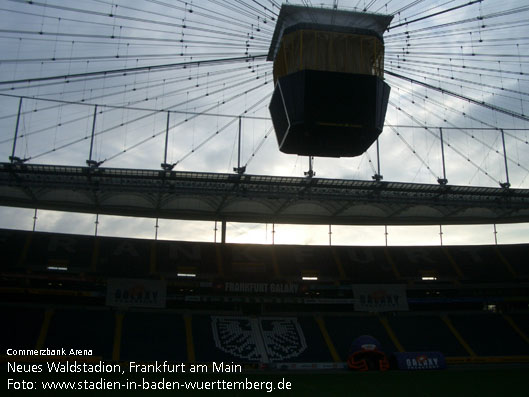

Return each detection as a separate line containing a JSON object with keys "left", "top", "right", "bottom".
{"left": 0, "top": 0, "right": 528, "bottom": 245}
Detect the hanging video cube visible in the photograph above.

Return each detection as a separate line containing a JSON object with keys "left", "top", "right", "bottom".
{"left": 268, "top": 5, "right": 393, "bottom": 157}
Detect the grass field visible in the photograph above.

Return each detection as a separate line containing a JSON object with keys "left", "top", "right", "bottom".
{"left": 4, "top": 366, "right": 529, "bottom": 396}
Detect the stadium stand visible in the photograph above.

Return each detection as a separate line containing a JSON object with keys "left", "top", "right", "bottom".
{"left": 223, "top": 244, "right": 276, "bottom": 281}
{"left": 446, "top": 246, "right": 514, "bottom": 282}
{"left": 383, "top": 313, "right": 469, "bottom": 356}
{"left": 195, "top": 315, "right": 331, "bottom": 363}
{"left": 120, "top": 311, "right": 188, "bottom": 362}
{"left": 0, "top": 229, "right": 30, "bottom": 271}
{"left": 194, "top": 314, "right": 256, "bottom": 362}
{"left": 337, "top": 246, "right": 397, "bottom": 282}
{"left": 97, "top": 237, "right": 151, "bottom": 277}
{"left": 44, "top": 308, "right": 114, "bottom": 359}
{"left": 389, "top": 246, "right": 458, "bottom": 281}
{"left": 26, "top": 233, "right": 94, "bottom": 273}
{"left": 0, "top": 306, "right": 44, "bottom": 351}
{"left": 290, "top": 316, "right": 333, "bottom": 362}
{"left": 1, "top": 228, "right": 528, "bottom": 367}
{"left": 1, "top": 307, "right": 529, "bottom": 364}
{"left": 324, "top": 314, "right": 399, "bottom": 360}
{"left": 157, "top": 240, "right": 217, "bottom": 278}
{"left": 448, "top": 313, "right": 529, "bottom": 356}
{"left": 272, "top": 246, "right": 341, "bottom": 281}
{"left": 495, "top": 244, "right": 529, "bottom": 279}
{"left": 509, "top": 313, "right": 529, "bottom": 336}
{"left": 3, "top": 228, "right": 528, "bottom": 284}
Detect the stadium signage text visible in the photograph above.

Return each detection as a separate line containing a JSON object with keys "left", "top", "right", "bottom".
{"left": 224, "top": 282, "right": 298, "bottom": 294}
{"left": 406, "top": 357, "right": 439, "bottom": 369}
{"left": 394, "top": 352, "right": 446, "bottom": 370}
{"left": 6, "top": 348, "right": 93, "bottom": 356}
{"left": 106, "top": 279, "right": 167, "bottom": 308}
{"left": 352, "top": 284, "right": 409, "bottom": 312}
{"left": 128, "top": 361, "right": 242, "bottom": 373}
{"left": 7, "top": 361, "right": 122, "bottom": 373}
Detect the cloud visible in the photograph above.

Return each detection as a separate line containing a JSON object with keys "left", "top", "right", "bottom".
{"left": 0, "top": 0, "right": 528, "bottom": 245}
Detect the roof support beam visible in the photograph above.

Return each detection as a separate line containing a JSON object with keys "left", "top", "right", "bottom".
{"left": 1, "top": 162, "right": 528, "bottom": 226}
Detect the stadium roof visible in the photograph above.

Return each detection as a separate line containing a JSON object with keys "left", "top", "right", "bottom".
{"left": 1, "top": 162, "right": 529, "bottom": 225}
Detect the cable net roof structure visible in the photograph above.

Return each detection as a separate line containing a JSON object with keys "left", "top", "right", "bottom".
{"left": 0, "top": 0, "right": 528, "bottom": 227}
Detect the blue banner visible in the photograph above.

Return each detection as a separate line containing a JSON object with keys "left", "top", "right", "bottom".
{"left": 393, "top": 352, "right": 446, "bottom": 370}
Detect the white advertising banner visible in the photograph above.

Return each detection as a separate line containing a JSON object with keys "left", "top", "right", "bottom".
{"left": 106, "top": 278, "right": 167, "bottom": 308}
{"left": 352, "top": 284, "right": 408, "bottom": 312}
